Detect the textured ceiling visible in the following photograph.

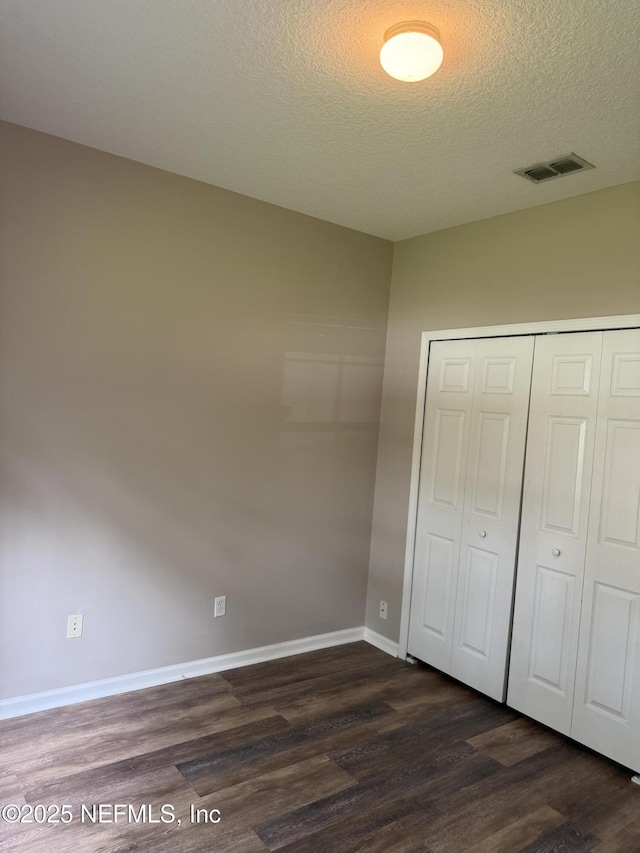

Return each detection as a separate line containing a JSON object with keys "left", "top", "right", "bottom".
{"left": 1, "top": 0, "right": 639, "bottom": 240}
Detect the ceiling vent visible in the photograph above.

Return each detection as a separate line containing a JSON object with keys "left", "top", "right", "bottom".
{"left": 514, "top": 153, "right": 595, "bottom": 184}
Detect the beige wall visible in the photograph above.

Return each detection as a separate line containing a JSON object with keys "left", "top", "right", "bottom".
{"left": 0, "top": 121, "right": 393, "bottom": 699}
{"left": 2, "top": 120, "right": 638, "bottom": 702}
{"left": 366, "top": 181, "right": 640, "bottom": 641}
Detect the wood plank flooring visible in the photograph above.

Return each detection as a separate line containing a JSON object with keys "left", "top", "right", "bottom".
{"left": 1, "top": 642, "right": 638, "bottom": 852}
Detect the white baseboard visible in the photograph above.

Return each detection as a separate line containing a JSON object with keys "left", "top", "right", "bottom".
{"left": 0, "top": 626, "right": 367, "bottom": 721}
{"left": 363, "top": 627, "right": 400, "bottom": 658}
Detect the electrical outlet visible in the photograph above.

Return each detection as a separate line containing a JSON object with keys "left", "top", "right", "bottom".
{"left": 214, "top": 595, "right": 226, "bottom": 618}
{"left": 379, "top": 600, "right": 388, "bottom": 620}
{"left": 66, "top": 614, "right": 83, "bottom": 638}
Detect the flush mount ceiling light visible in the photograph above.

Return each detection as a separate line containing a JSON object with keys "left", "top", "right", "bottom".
{"left": 380, "top": 21, "right": 443, "bottom": 82}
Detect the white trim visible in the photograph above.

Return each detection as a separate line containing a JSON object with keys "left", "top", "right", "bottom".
{"left": 399, "top": 313, "right": 640, "bottom": 660}
{"left": 363, "top": 627, "right": 400, "bottom": 658}
{"left": 414, "top": 314, "right": 640, "bottom": 342}
{"left": 398, "top": 330, "right": 431, "bottom": 659}
{"left": 0, "top": 627, "right": 365, "bottom": 720}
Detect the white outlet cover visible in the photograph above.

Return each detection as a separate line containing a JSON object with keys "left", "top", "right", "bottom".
{"left": 66, "top": 614, "right": 83, "bottom": 638}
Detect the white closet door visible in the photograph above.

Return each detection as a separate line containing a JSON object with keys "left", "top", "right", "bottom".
{"left": 508, "top": 332, "right": 604, "bottom": 733}
{"left": 450, "top": 336, "right": 534, "bottom": 701}
{"left": 408, "top": 339, "right": 476, "bottom": 671}
{"left": 571, "top": 328, "right": 640, "bottom": 771}
{"left": 409, "top": 336, "right": 533, "bottom": 700}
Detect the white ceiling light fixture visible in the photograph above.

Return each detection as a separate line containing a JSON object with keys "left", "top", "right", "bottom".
{"left": 380, "top": 21, "right": 444, "bottom": 82}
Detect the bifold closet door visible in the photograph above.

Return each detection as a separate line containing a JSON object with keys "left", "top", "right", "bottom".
{"left": 409, "top": 339, "right": 475, "bottom": 675}
{"left": 409, "top": 336, "right": 534, "bottom": 701}
{"left": 507, "top": 332, "right": 603, "bottom": 734}
{"left": 571, "top": 328, "right": 640, "bottom": 771}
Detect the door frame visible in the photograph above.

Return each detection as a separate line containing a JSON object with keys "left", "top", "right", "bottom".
{"left": 398, "top": 313, "right": 640, "bottom": 660}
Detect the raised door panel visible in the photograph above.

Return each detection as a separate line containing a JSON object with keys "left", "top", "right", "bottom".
{"left": 408, "top": 340, "right": 476, "bottom": 671}
{"left": 450, "top": 336, "right": 534, "bottom": 700}
{"left": 572, "top": 329, "right": 640, "bottom": 772}
{"left": 457, "top": 545, "right": 499, "bottom": 659}
{"left": 430, "top": 409, "right": 467, "bottom": 508}
{"left": 598, "top": 420, "right": 640, "bottom": 548}
{"left": 471, "top": 413, "right": 510, "bottom": 518}
{"left": 419, "top": 533, "right": 456, "bottom": 639}
{"left": 581, "top": 583, "right": 638, "bottom": 721}
{"left": 540, "top": 417, "right": 588, "bottom": 536}
{"left": 507, "top": 332, "right": 603, "bottom": 733}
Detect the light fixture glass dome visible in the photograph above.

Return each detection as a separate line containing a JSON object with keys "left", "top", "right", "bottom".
{"left": 380, "top": 21, "right": 443, "bottom": 82}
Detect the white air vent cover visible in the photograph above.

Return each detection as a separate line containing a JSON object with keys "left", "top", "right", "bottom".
{"left": 514, "top": 153, "right": 595, "bottom": 183}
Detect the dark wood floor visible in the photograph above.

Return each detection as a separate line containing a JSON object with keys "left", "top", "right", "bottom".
{"left": 1, "top": 642, "right": 639, "bottom": 852}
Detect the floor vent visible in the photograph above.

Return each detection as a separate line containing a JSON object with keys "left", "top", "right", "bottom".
{"left": 514, "top": 153, "right": 595, "bottom": 184}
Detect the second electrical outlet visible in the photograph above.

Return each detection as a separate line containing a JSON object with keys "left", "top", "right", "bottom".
{"left": 214, "top": 595, "right": 226, "bottom": 618}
